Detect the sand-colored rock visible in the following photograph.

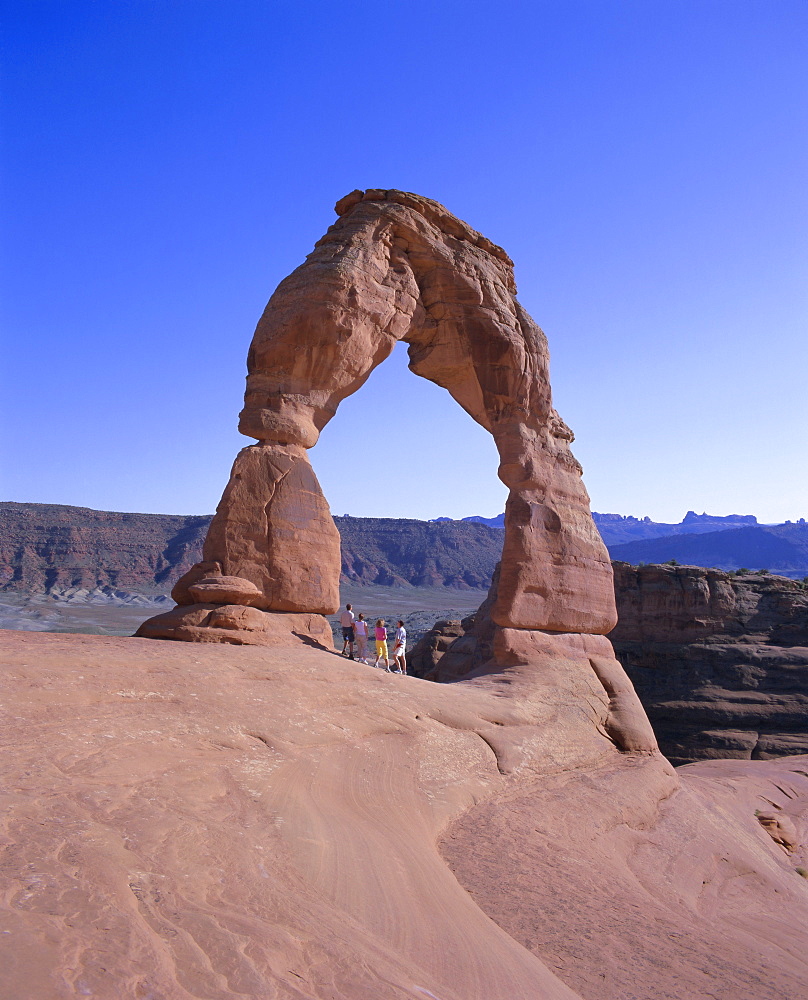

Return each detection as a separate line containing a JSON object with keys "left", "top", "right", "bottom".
{"left": 758, "top": 810, "right": 799, "bottom": 851}
{"left": 411, "top": 562, "right": 658, "bottom": 753}
{"left": 144, "top": 190, "right": 615, "bottom": 642}
{"left": 196, "top": 443, "right": 340, "bottom": 615}
{"left": 3, "top": 629, "right": 808, "bottom": 999}
{"left": 442, "top": 754, "right": 808, "bottom": 1000}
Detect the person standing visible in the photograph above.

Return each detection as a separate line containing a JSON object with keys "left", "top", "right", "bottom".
{"left": 353, "top": 613, "right": 369, "bottom": 663}
{"left": 392, "top": 619, "right": 407, "bottom": 674}
{"left": 340, "top": 604, "right": 355, "bottom": 658}
{"left": 374, "top": 619, "right": 390, "bottom": 670}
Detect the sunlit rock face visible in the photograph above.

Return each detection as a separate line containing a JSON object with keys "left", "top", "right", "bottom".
{"left": 139, "top": 189, "right": 616, "bottom": 645}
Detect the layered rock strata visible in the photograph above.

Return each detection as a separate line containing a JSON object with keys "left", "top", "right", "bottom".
{"left": 0, "top": 502, "right": 210, "bottom": 594}
{"left": 610, "top": 563, "right": 808, "bottom": 764}
{"left": 0, "top": 502, "right": 504, "bottom": 594}
{"left": 139, "top": 189, "right": 617, "bottom": 647}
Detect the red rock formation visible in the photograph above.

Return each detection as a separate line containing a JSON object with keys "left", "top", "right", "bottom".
{"left": 137, "top": 602, "right": 334, "bottom": 648}
{"left": 169, "top": 443, "right": 340, "bottom": 614}
{"left": 411, "top": 562, "right": 657, "bottom": 753}
{"left": 6, "top": 203, "right": 807, "bottom": 997}
{"left": 139, "top": 189, "right": 616, "bottom": 647}
{"left": 611, "top": 561, "right": 808, "bottom": 645}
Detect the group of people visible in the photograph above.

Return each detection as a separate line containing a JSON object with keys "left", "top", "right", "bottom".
{"left": 338, "top": 604, "right": 407, "bottom": 674}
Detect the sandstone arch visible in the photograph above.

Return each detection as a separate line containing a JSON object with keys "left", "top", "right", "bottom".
{"left": 137, "top": 189, "right": 656, "bottom": 752}
{"left": 141, "top": 189, "right": 615, "bottom": 637}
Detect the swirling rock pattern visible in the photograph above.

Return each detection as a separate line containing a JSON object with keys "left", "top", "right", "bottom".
{"left": 3, "top": 630, "right": 808, "bottom": 1000}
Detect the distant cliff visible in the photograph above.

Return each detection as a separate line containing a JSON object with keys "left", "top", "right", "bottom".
{"left": 0, "top": 503, "right": 503, "bottom": 594}
{"left": 0, "top": 503, "right": 210, "bottom": 594}
{"left": 610, "top": 562, "right": 808, "bottom": 764}
{"left": 432, "top": 508, "right": 808, "bottom": 577}
{"left": 595, "top": 510, "right": 761, "bottom": 545}
{"left": 336, "top": 516, "right": 501, "bottom": 589}
{"left": 608, "top": 523, "right": 808, "bottom": 578}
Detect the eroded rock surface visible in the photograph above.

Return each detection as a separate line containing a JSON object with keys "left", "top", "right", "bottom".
{"left": 3, "top": 630, "right": 808, "bottom": 1000}
{"left": 410, "top": 563, "right": 657, "bottom": 754}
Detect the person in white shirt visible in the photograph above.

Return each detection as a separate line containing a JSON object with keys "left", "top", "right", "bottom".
{"left": 339, "top": 604, "right": 355, "bottom": 658}
{"left": 392, "top": 619, "right": 407, "bottom": 675}
{"left": 353, "top": 613, "right": 369, "bottom": 663}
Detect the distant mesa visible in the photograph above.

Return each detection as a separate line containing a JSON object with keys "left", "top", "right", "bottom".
{"left": 607, "top": 522, "right": 808, "bottom": 578}
{"left": 431, "top": 510, "right": 765, "bottom": 536}
{"left": 429, "top": 509, "right": 808, "bottom": 579}
{"left": 430, "top": 513, "right": 506, "bottom": 528}
{"left": 682, "top": 509, "right": 758, "bottom": 525}
{"left": 0, "top": 502, "right": 504, "bottom": 595}
{"left": 3, "top": 502, "right": 807, "bottom": 597}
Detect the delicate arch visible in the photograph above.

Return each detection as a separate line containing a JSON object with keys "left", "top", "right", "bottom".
{"left": 163, "top": 190, "right": 616, "bottom": 634}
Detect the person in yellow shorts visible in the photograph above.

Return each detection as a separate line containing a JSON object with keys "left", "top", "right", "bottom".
{"left": 374, "top": 619, "right": 390, "bottom": 670}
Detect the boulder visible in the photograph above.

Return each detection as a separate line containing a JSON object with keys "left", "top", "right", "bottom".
{"left": 187, "top": 575, "right": 263, "bottom": 606}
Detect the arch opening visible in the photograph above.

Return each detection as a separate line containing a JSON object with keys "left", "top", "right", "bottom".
{"left": 310, "top": 340, "right": 506, "bottom": 523}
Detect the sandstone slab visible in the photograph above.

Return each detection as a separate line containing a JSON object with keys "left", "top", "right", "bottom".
{"left": 3, "top": 630, "right": 808, "bottom": 999}
{"left": 187, "top": 574, "right": 263, "bottom": 605}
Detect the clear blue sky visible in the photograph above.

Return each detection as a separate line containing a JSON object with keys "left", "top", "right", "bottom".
{"left": 2, "top": 0, "right": 806, "bottom": 523}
